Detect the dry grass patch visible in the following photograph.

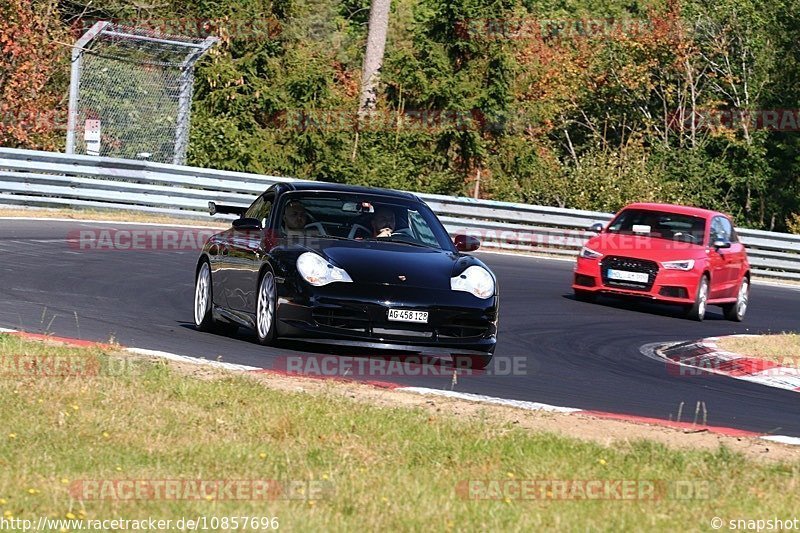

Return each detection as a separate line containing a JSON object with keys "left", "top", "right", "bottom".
{"left": 717, "top": 333, "right": 800, "bottom": 364}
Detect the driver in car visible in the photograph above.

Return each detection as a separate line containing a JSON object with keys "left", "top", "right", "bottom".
{"left": 283, "top": 200, "right": 321, "bottom": 238}
{"left": 371, "top": 206, "right": 396, "bottom": 238}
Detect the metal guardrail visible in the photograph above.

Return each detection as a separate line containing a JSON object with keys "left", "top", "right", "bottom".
{"left": 1, "top": 147, "right": 800, "bottom": 281}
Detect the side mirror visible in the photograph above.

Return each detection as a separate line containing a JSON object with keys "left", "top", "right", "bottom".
{"left": 588, "top": 222, "right": 604, "bottom": 233}
{"left": 455, "top": 234, "right": 480, "bottom": 252}
{"left": 232, "top": 217, "right": 262, "bottom": 231}
{"left": 712, "top": 237, "right": 731, "bottom": 249}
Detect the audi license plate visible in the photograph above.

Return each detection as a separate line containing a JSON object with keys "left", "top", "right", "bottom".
{"left": 607, "top": 269, "right": 649, "bottom": 283}
{"left": 388, "top": 309, "right": 429, "bottom": 323}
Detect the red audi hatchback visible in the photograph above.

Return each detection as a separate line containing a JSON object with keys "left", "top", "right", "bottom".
{"left": 572, "top": 203, "right": 750, "bottom": 321}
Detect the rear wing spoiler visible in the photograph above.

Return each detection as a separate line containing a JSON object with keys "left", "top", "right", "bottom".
{"left": 208, "top": 201, "right": 247, "bottom": 217}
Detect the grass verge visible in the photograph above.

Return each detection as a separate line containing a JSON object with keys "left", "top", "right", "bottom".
{"left": 0, "top": 207, "right": 227, "bottom": 228}
{"left": 717, "top": 333, "right": 800, "bottom": 364}
{"left": 1, "top": 334, "right": 799, "bottom": 531}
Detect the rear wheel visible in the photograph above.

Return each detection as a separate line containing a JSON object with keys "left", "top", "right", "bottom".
{"left": 574, "top": 289, "right": 596, "bottom": 303}
{"left": 194, "top": 262, "right": 215, "bottom": 331}
{"left": 723, "top": 277, "right": 749, "bottom": 322}
{"left": 256, "top": 270, "right": 277, "bottom": 345}
{"left": 685, "top": 275, "right": 709, "bottom": 321}
{"left": 194, "top": 261, "right": 239, "bottom": 335}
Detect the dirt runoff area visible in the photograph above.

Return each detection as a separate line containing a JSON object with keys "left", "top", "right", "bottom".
{"left": 140, "top": 351, "right": 800, "bottom": 463}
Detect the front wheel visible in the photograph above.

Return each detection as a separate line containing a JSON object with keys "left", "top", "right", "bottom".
{"left": 256, "top": 270, "right": 277, "bottom": 345}
{"left": 722, "top": 277, "right": 749, "bottom": 322}
{"left": 685, "top": 275, "right": 709, "bottom": 321}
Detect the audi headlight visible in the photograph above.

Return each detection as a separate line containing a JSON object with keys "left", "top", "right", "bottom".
{"left": 661, "top": 259, "right": 695, "bottom": 271}
{"left": 451, "top": 265, "right": 495, "bottom": 299}
{"left": 580, "top": 246, "right": 603, "bottom": 260}
{"left": 296, "top": 252, "right": 353, "bottom": 286}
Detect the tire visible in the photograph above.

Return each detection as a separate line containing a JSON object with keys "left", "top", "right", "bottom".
{"left": 685, "top": 275, "right": 709, "bottom": 321}
{"left": 256, "top": 270, "right": 277, "bottom": 345}
{"left": 194, "top": 261, "right": 239, "bottom": 335}
{"left": 452, "top": 353, "right": 493, "bottom": 370}
{"left": 574, "top": 289, "right": 596, "bottom": 303}
{"left": 723, "top": 277, "right": 749, "bottom": 322}
{"left": 194, "top": 261, "right": 216, "bottom": 331}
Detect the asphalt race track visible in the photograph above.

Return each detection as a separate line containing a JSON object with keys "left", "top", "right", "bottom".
{"left": 2, "top": 218, "right": 800, "bottom": 436}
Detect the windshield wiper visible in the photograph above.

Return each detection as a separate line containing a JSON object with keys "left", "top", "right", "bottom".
{"left": 318, "top": 235, "right": 352, "bottom": 240}
{"left": 370, "top": 237, "right": 437, "bottom": 249}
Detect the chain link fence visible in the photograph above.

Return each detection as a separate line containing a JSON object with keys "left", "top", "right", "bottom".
{"left": 66, "top": 22, "right": 216, "bottom": 164}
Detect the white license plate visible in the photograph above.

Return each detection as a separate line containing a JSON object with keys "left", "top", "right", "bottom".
{"left": 387, "top": 309, "right": 429, "bottom": 323}
{"left": 607, "top": 269, "right": 649, "bottom": 283}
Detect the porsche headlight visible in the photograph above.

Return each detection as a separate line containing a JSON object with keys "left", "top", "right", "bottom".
{"left": 296, "top": 252, "right": 353, "bottom": 286}
{"left": 661, "top": 259, "right": 695, "bottom": 271}
{"left": 451, "top": 265, "right": 495, "bottom": 299}
{"left": 580, "top": 246, "right": 603, "bottom": 260}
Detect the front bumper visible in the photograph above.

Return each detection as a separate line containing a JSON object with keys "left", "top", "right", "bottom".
{"left": 275, "top": 281, "right": 498, "bottom": 355}
{"left": 572, "top": 256, "right": 701, "bottom": 304}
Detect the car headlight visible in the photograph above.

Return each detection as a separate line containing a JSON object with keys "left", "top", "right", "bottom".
{"left": 661, "top": 259, "right": 695, "bottom": 271}
{"left": 296, "top": 252, "right": 353, "bottom": 286}
{"left": 580, "top": 246, "right": 603, "bottom": 260}
{"left": 451, "top": 265, "right": 495, "bottom": 299}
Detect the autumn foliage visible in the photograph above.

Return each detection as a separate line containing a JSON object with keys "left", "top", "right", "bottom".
{"left": 0, "top": 0, "right": 69, "bottom": 149}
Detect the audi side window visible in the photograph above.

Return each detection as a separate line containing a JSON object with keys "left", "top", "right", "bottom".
{"left": 709, "top": 217, "right": 726, "bottom": 245}
{"left": 707, "top": 218, "right": 717, "bottom": 245}
{"left": 718, "top": 217, "right": 732, "bottom": 240}
{"left": 720, "top": 217, "right": 736, "bottom": 242}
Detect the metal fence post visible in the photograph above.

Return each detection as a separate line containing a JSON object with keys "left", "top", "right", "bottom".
{"left": 173, "top": 37, "right": 217, "bottom": 165}
{"left": 66, "top": 22, "right": 109, "bottom": 154}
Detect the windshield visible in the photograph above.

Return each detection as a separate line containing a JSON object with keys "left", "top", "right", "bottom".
{"left": 606, "top": 209, "right": 706, "bottom": 244}
{"left": 276, "top": 191, "right": 453, "bottom": 250}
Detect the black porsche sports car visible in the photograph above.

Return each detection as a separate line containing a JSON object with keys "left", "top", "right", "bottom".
{"left": 193, "top": 182, "right": 498, "bottom": 368}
